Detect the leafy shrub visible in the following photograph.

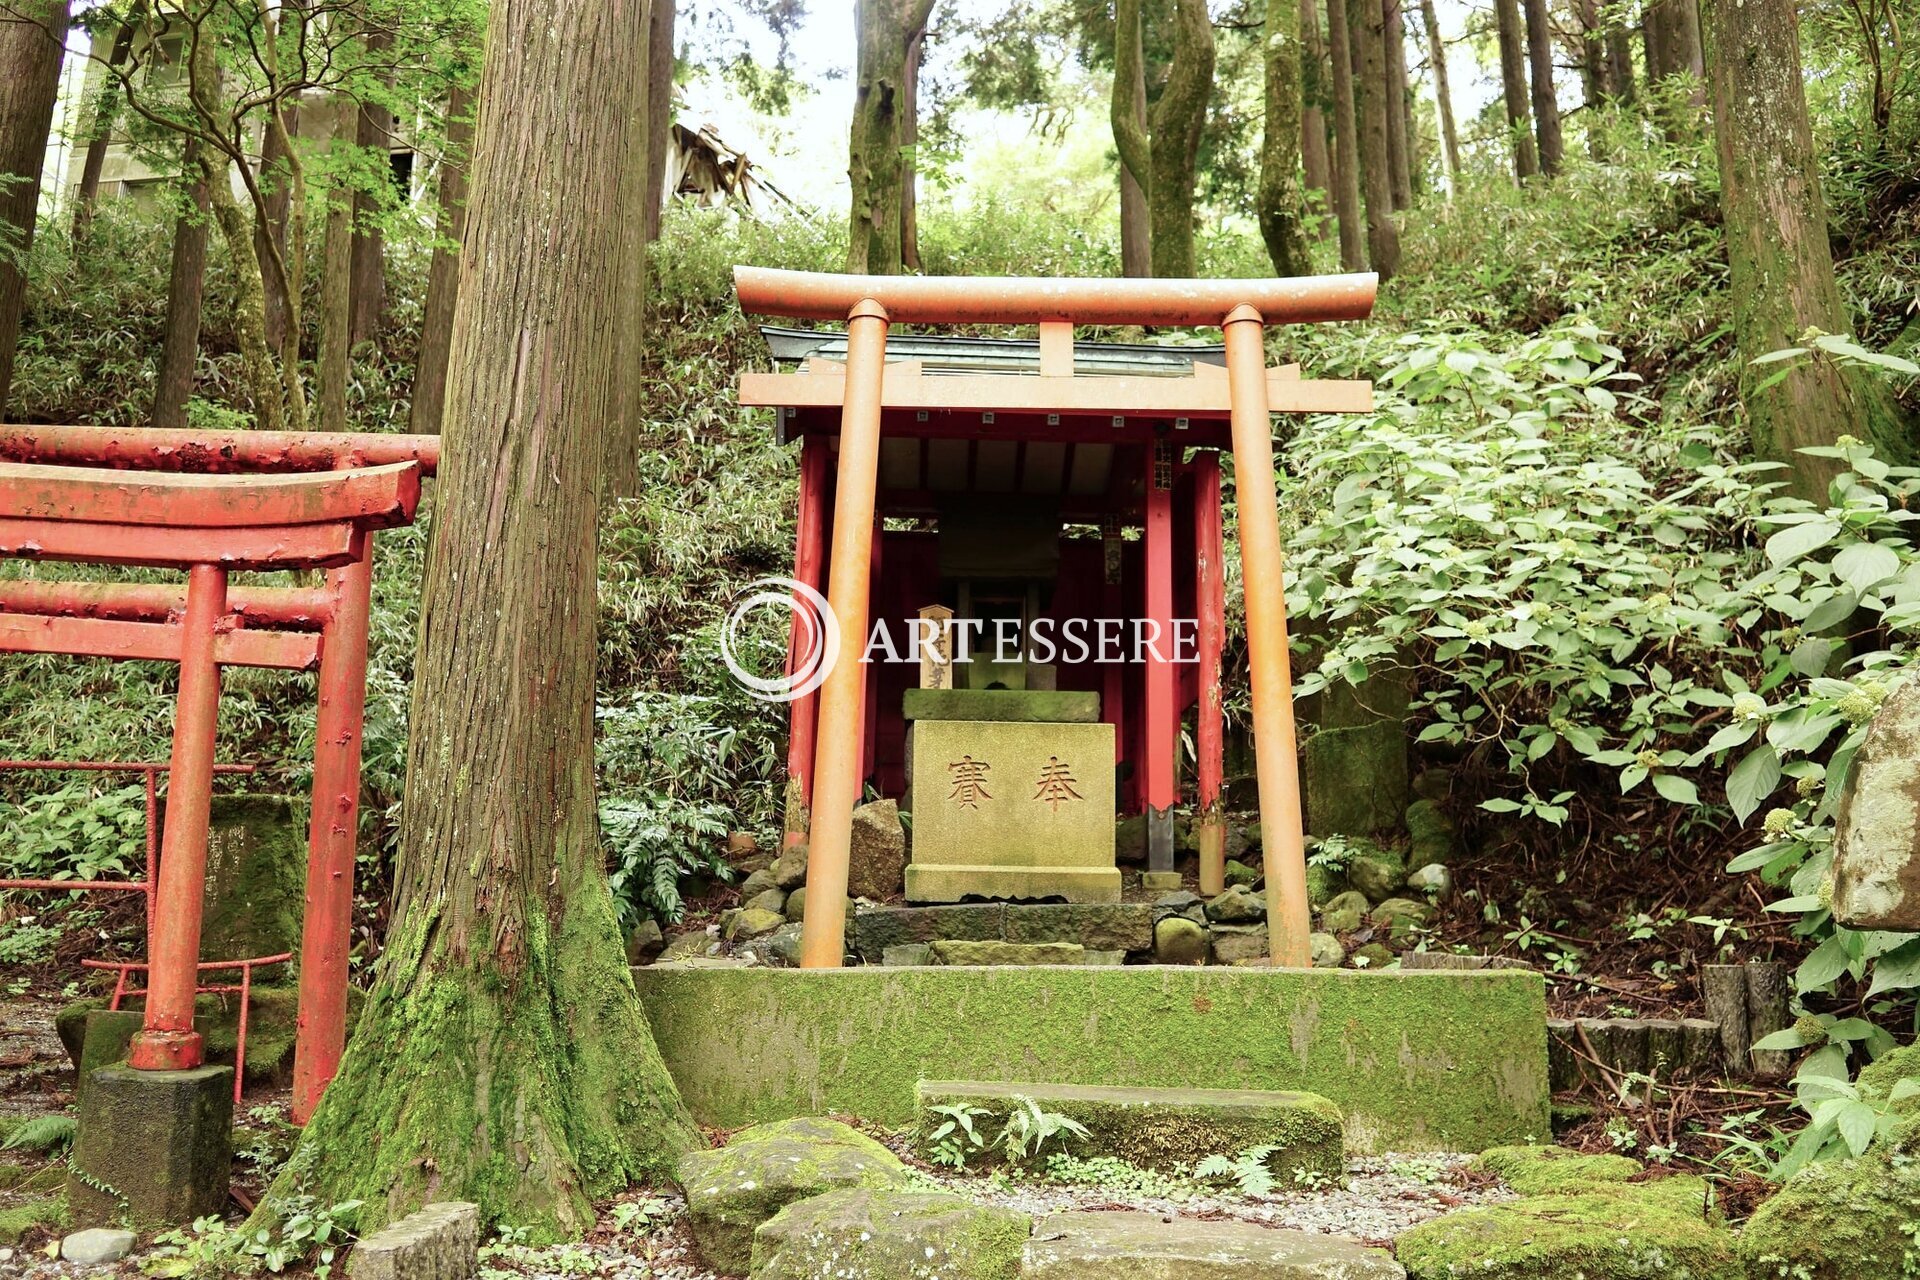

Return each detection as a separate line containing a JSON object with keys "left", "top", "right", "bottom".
{"left": 0, "top": 780, "right": 146, "bottom": 883}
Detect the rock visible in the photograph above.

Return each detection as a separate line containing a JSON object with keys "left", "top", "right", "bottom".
{"left": 1210, "top": 928, "right": 1268, "bottom": 966}
{"left": 1224, "top": 859, "right": 1261, "bottom": 888}
{"left": 1370, "top": 897, "right": 1431, "bottom": 939}
{"left": 1405, "top": 863, "right": 1453, "bottom": 899}
{"left": 1405, "top": 798, "right": 1457, "bottom": 868}
{"left": 1304, "top": 862, "right": 1344, "bottom": 907}
{"left": 1348, "top": 942, "right": 1394, "bottom": 969}
{"left": 882, "top": 943, "right": 932, "bottom": 966}
{"left": 1003, "top": 903, "right": 1154, "bottom": 952}
{"left": 751, "top": 1188, "right": 1030, "bottom": 1280}
{"left": 1141, "top": 870, "right": 1184, "bottom": 891}
{"left": 1833, "top": 681, "right": 1920, "bottom": 928}
{"left": 727, "top": 831, "right": 760, "bottom": 860}
{"left": 745, "top": 888, "right": 788, "bottom": 916}
{"left": 1226, "top": 822, "right": 1256, "bottom": 861}
{"left": 1154, "top": 916, "right": 1209, "bottom": 965}
{"left": 676, "top": 1116, "right": 909, "bottom": 1273}
{"left": 1083, "top": 949, "right": 1126, "bottom": 965}
{"left": 658, "top": 929, "right": 720, "bottom": 962}
{"left": 624, "top": 918, "right": 665, "bottom": 966}
{"left": 1320, "top": 890, "right": 1370, "bottom": 934}
{"left": 771, "top": 844, "right": 809, "bottom": 891}
{"left": 783, "top": 884, "right": 806, "bottom": 920}
{"left": 849, "top": 903, "right": 1006, "bottom": 961}
{"left": 1024, "top": 1210, "right": 1403, "bottom": 1279}
{"left": 1472, "top": 1145, "right": 1642, "bottom": 1195}
{"left": 1303, "top": 722, "right": 1409, "bottom": 836}
{"left": 739, "top": 867, "right": 781, "bottom": 900}
{"left": 69, "top": 1064, "right": 231, "bottom": 1230}
{"left": 1740, "top": 1043, "right": 1920, "bottom": 1278}
{"left": 722, "top": 908, "right": 785, "bottom": 942}
{"left": 1152, "top": 891, "right": 1207, "bottom": 925}
{"left": 1411, "top": 768, "right": 1453, "bottom": 802}
{"left": 739, "top": 923, "right": 804, "bottom": 967}
{"left": 349, "top": 1202, "right": 479, "bottom": 1280}
{"left": 60, "top": 1229, "right": 134, "bottom": 1266}
{"left": 1398, "top": 1174, "right": 1737, "bottom": 1280}
{"left": 1115, "top": 814, "right": 1149, "bottom": 865}
{"left": 929, "top": 940, "right": 1087, "bottom": 966}
{"left": 1348, "top": 848, "right": 1408, "bottom": 902}
{"left": 848, "top": 799, "right": 908, "bottom": 900}
{"left": 191, "top": 794, "right": 306, "bottom": 962}
{"left": 1205, "top": 884, "right": 1267, "bottom": 923}
{"left": 1309, "top": 932, "right": 1346, "bottom": 968}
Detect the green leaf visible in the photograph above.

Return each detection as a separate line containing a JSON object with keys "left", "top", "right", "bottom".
{"left": 1833, "top": 543, "right": 1902, "bottom": 595}
{"left": 1768, "top": 519, "right": 1842, "bottom": 567}
{"left": 1796, "top": 934, "right": 1852, "bottom": 991}
{"left": 1838, "top": 1101, "right": 1878, "bottom": 1156}
{"left": 1726, "top": 745, "right": 1781, "bottom": 823}
{"left": 1652, "top": 773, "right": 1700, "bottom": 805}
{"left": 1753, "top": 1027, "right": 1811, "bottom": 1051}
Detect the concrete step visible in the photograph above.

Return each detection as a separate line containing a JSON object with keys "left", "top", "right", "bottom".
{"left": 1025, "top": 1210, "right": 1404, "bottom": 1279}
{"left": 914, "top": 1080, "right": 1346, "bottom": 1178}
{"left": 851, "top": 903, "right": 1154, "bottom": 962}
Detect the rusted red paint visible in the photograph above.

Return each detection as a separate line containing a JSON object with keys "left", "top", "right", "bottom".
{"left": 0, "top": 425, "right": 441, "bottom": 475}
{"left": 0, "top": 580, "right": 334, "bottom": 628}
{"left": 0, "top": 460, "right": 421, "bottom": 529}
{"left": 0, "top": 612, "right": 321, "bottom": 669}
{"left": 1193, "top": 454, "right": 1227, "bottom": 896}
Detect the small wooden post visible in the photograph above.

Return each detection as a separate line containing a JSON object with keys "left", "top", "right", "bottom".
{"left": 1701, "top": 963, "right": 1752, "bottom": 1076}
{"left": 918, "top": 603, "right": 954, "bottom": 688}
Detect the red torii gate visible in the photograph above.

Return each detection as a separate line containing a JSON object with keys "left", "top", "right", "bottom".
{"left": 0, "top": 425, "right": 439, "bottom": 1124}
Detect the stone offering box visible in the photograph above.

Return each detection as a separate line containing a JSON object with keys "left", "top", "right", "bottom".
{"left": 903, "top": 690, "right": 1120, "bottom": 904}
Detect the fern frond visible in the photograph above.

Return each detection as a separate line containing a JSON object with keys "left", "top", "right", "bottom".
{"left": 3, "top": 1113, "right": 76, "bottom": 1153}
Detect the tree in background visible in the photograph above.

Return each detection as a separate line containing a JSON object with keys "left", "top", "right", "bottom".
{"left": 151, "top": 141, "right": 210, "bottom": 429}
{"left": 1322, "top": 0, "right": 1367, "bottom": 268}
{"left": 643, "top": 0, "right": 677, "bottom": 247}
{"left": 1299, "top": 0, "right": 1334, "bottom": 232}
{"left": 1522, "top": 0, "right": 1563, "bottom": 173}
{"left": 1383, "top": 0, "right": 1413, "bottom": 209}
{"left": 1259, "top": 0, "right": 1312, "bottom": 274}
{"left": 263, "top": 0, "right": 698, "bottom": 1235}
{"left": 69, "top": 5, "right": 141, "bottom": 243}
{"left": 1705, "top": 0, "right": 1911, "bottom": 497}
{"left": 410, "top": 81, "right": 474, "bottom": 435}
{"left": 1415, "top": 0, "right": 1460, "bottom": 193}
{"left": 1113, "top": 0, "right": 1216, "bottom": 277}
{"left": 1350, "top": 0, "right": 1400, "bottom": 277}
{"left": 847, "top": 0, "right": 935, "bottom": 275}
{"left": 1493, "top": 0, "right": 1539, "bottom": 178}
{"left": 0, "top": 0, "right": 71, "bottom": 417}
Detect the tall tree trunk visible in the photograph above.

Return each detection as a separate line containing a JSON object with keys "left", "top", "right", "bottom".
{"left": 642, "top": 0, "right": 674, "bottom": 246}
{"left": 1350, "top": 0, "right": 1399, "bottom": 278}
{"left": 410, "top": 83, "right": 473, "bottom": 436}
{"left": 1578, "top": 0, "right": 1610, "bottom": 156}
{"left": 1673, "top": 0, "right": 1705, "bottom": 103}
{"left": 0, "top": 0, "right": 70, "bottom": 416}
{"left": 198, "top": 153, "right": 287, "bottom": 433}
{"left": 1148, "top": 0, "right": 1216, "bottom": 277}
{"left": 71, "top": 11, "right": 140, "bottom": 244}
{"left": 350, "top": 27, "right": 394, "bottom": 345}
{"left": 1114, "top": 0, "right": 1152, "bottom": 276}
{"left": 1644, "top": 2, "right": 1671, "bottom": 83}
{"left": 1323, "top": 0, "right": 1367, "bottom": 269}
{"left": 1383, "top": 0, "right": 1413, "bottom": 209}
{"left": 255, "top": 101, "right": 300, "bottom": 353}
{"left": 1704, "top": 0, "right": 1910, "bottom": 497}
{"left": 1300, "top": 0, "right": 1334, "bottom": 234}
{"left": 1493, "top": 0, "right": 1539, "bottom": 179}
{"left": 1260, "top": 0, "right": 1312, "bottom": 275}
{"left": 317, "top": 182, "right": 354, "bottom": 433}
{"left": 1523, "top": 0, "right": 1564, "bottom": 173}
{"left": 1417, "top": 0, "right": 1460, "bottom": 193}
{"left": 1607, "top": 21, "right": 1636, "bottom": 102}
{"left": 261, "top": 0, "right": 698, "bottom": 1236}
{"left": 900, "top": 23, "right": 924, "bottom": 272}
{"left": 846, "top": 0, "right": 935, "bottom": 275}
{"left": 151, "top": 142, "right": 209, "bottom": 430}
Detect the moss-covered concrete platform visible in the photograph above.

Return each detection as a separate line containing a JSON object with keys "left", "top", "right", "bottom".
{"left": 632, "top": 965, "right": 1549, "bottom": 1152}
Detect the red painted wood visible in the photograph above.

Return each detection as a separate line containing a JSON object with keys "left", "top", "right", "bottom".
{"left": 0, "top": 460, "right": 421, "bottom": 529}
{"left": 0, "top": 612, "right": 321, "bottom": 670}
{"left": 1143, "top": 449, "right": 1178, "bottom": 818}
{"left": 1194, "top": 454, "right": 1226, "bottom": 816}
{"left": 0, "top": 579, "right": 334, "bottom": 628}
{"left": 0, "top": 517, "right": 363, "bottom": 570}
{"left": 785, "top": 435, "right": 828, "bottom": 809}
{"left": 0, "top": 425, "right": 442, "bottom": 475}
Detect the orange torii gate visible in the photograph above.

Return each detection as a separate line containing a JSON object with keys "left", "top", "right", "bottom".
{"left": 0, "top": 426, "right": 438, "bottom": 1125}
{"left": 732, "top": 268, "right": 1378, "bottom": 969}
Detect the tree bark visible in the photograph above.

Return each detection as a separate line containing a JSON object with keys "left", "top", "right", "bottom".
{"left": 1383, "top": 0, "right": 1413, "bottom": 209}
{"left": 317, "top": 178, "right": 354, "bottom": 433}
{"left": 71, "top": 11, "right": 140, "bottom": 244}
{"left": 263, "top": 0, "right": 698, "bottom": 1236}
{"left": 900, "top": 22, "right": 925, "bottom": 272}
{"left": 1323, "top": 0, "right": 1367, "bottom": 269}
{"left": 152, "top": 142, "right": 209, "bottom": 430}
{"left": 1493, "top": 0, "right": 1539, "bottom": 179}
{"left": 1148, "top": 0, "right": 1216, "bottom": 277}
{"left": 1577, "top": 0, "right": 1609, "bottom": 156}
{"left": 1672, "top": 0, "right": 1705, "bottom": 104}
{"left": 410, "top": 83, "right": 473, "bottom": 436}
{"left": 1300, "top": 0, "right": 1334, "bottom": 233}
{"left": 1350, "top": 0, "right": 1399, "bottom": 278}
{"left": 350, "top": 26, "right": 394, "bottom": 346}
{"left": 1705, "top": 0, "right": 1911, "bottom": 496}
{"left": 1114, "top": 0, "right": 1152, "bottom": 276}
{"left": 1260, "top": 0, "right": 1312, "bottom": 275}
{"left": 642, "top": 0, "right": 674, "bottom": 246}
{"left": 255, "top": 101, "right": 300, "bottom": 353}
{"left": 1417, "top": 0, "right": 1460, "bottom": 194}
{"left": 199, "top": 152, "right": 287, "bottom": 433}
{"left": 847, "top": 0, "right": 935, "bottom": 275}
{"left": 1523, "top": 0, "right": 1564, "bottom": 174}
{"left": 0, "top": 0, "right": 70, "bottom": 416}
{"left": 1607, "top": 21, "right": 1636, "bottom": 103}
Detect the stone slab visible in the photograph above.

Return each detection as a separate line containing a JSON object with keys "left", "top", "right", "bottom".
{"left": 1303, "top": 724, "right": 1408, "bottom": 837}
{"left": 915, "top": 1081, "right": 1345, "bottom": 1179}
{"left": 69, "top": 1064, "right": 233, "bottom": 1230}
{"left": 1025, "top": 1211, "right": 1405, "bottom": 1279}
{"left": 929, "top": 940, "right": 1087, "bottom": 966}
{"left": 170, "top": 794, "right": 305, "bottom": 963}
{"left": 60, "top": 1228, "right": 135, "bottom": 1265}
{"left": 1003, "top": 903, "right": 1153, "bottom": 952}
{"left": 903, "top": 688, "right": 1101, "bottom": 723}
{"left": 348, "top": 1202, "right": 479, "bottom": 1280}
{"left": 849, "top": 904, "right": 1007, "bottom": 961}
{"left": 906, "top": 718, "right": 1118, "bottom": 903}
{"left": 1833, "top": 680, "right": 1920, "bottom": 928}
{"left": 633, "top": 965, "right": 1551, "bottom": 1153}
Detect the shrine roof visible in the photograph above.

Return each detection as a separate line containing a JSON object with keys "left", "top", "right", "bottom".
{"left": 758, "top": 325, "right": 1226, "bottom": 378}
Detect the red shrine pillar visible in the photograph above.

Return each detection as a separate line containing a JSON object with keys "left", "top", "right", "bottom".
{"left": 1142, "top": 442, "right": 1178, "bottom": 872}
{"left": 1194, "top": 453, "right": 1228, "bottom": 895}
{"left": 784, "top": 433, "right": 829, "bottom": 846}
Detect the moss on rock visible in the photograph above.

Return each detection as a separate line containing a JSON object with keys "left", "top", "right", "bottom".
{"left": 750, "top": 1188, "right": 1029, "bottom": 1280}
{"left": 1471, "top": 1144, "right": 1643, "bottom": 1194}
{"left": 0, "top": 1195, "right": 66, "bottom": 1244}
{"left": 675, "top": 1116, "right": 908, "bottom": 1274}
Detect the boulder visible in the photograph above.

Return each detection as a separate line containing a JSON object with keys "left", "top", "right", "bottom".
{"left": 676, "top": 1116, "right": 909, "bottom": 1274}
{"left": 1025, "top": 1211, "right": 1402, "bottom": 1279}
{"left": 1832, "top": 680, "right": 1920, "bottom": 928}
{"left": 1205, "top": 884, "right": 1267, "bottom": 923}
{"left": 1304, "top": 863, "right": 1344, "bottom": 907}
{"left": 1320, "top": 890, "right": 1370, "bottom": 935}
{"left": 1152, "top": 891, "right": 1208, "bottom": 925}
{"left": 882, "top": 943, "right": 932, "bottom": 966}
{"left": 722, "top": 908, "right": 785, "bottom": 942}
{"left": 1348, "top": 942, "right": 1394, "bottom": 969}
{"left": 1309, "top": 932, "right": 1346, "bottom": 968}
{"left": 738, "top": 867, "right": 781, "bottom": 900}
{"left": 1370, "top": 897, "right": 1432, "bottom": 940}
{"left": 1303, "top": 723, "right": 1408, "bottom": 836}
{"left": 1405, "top": 863, "right": 1453, "bottom": 899}
{"left": 61, "top": 1228, "right": 135, "bottom": 1266}
{"left": 1405, "top": 799, "right": 1456, "bottom": 868}
{"left": 623, "top": 919, "right": 665, "bottom": 966}
{"left": 751, "top": 1188, "right": 1029, "bottom": 1280}
{"left": 1471, "top": 1145, "right": 1641, "bottom": 1195}
{"left": 745, "top": 888, "right": 788, "bottom": 916}
{"left": 727, "top": 831, "right": 760, "bottom": 860}
{"left": 1411, "top": 768, "right": 1453, "bottom": 802}
{"left": 771, "top": 844, "right": 809, "bottom": 891}
{"left": 1224, "top": 859, "right": 1261, "bottom": 888}
{"left": 930, "top": 940, "right": 1086, "bottom": 966}
{"left": 848, "top": 800, "right": 908, "bottom": 900}
{"left": 657, "top": 929, "right": 721, "bottom": 962}
{"left": 738, "top": 923, "right": 805, "bottom": 968}
{"left": 1348, "top": 848, "right": 1408, "bottom": 902}
{"left": 1210, "top": 928, "right": 1268, "bottom": 966}
{"left": 1154, "top": 916, "right": 1209, "bottom": 965}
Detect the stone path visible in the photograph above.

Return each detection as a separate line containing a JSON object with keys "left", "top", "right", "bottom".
{"left": 0, "top": 999, "right": 69, "bottom": 1122}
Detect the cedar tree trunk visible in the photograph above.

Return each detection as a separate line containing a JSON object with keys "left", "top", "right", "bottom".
{"left": 1418, "top": 0, "right": 1460, "bottom": 192}
{"left": 1383, "top": 0, "right": 1413, "bottom": 208}
{"left": 317, "top": 178, "right": 354, "bottom": 432}
{"left": 1115, "top": 0, "right": 1152, "bottom": 276}
{"left": 1260, "top": 0, "right": 1312, "bottom": 275}
{"left": 643, "top": 0, "right": 674, "bottom": 245}
{"left": 1148, "top": 0, "right": 1215, "bottom": 277}
{"left": 350, "top": 26, "right": 393, "bottom": 345}
{"left": 0, "top": 0, "right": 69, "bottom": 415}
{"left": 1704, "top": 0, "right": 1911, "bottom": 496}
{"left": 261, "top": 0, "right": 698, "bottom": 1237}
{"left": 151, "top": 143, "right": 210, "bottom": 430}
{"left": 1523, "top": 0, "right": 1563, "bottom": 173}
{"left": 1493, "top": 0, "right": 1538, "bottom": 178}
{"left": 846, "top": 0, "right": 935, "bottom": 275}
{"left": 900, "top": 22, "right": 924, "bottom": 272}
{"left": 71, "top": 12, "right": 139, "bottom": 244}
{"left": 410, "top": 83, "right": 473, "bottom": 436}
{"left": 1350, "top": 0, "right": 1399, "bottom": 278}
{"left": 1323, "top": 0, "right": 1367, "bottom": 269}
{"left": 1300, "top": 0, "right": 1334, "bottom": 233}
{"left": 255, "top": 101, "right": 300, "bottom": 352}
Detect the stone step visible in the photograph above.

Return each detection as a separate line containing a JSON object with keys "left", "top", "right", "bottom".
{"left": 1025, "top": 1210, "right": 1404, "bottom": 1279}
{"left": 850, "top": 902, "right": 1153, "bottom": 961}
{"left": 915, "top": 1080, "right": 1346, "bottom": 1178}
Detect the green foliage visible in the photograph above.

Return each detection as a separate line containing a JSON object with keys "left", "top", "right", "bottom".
{"left": 0, "top": 780, "right": 146, "bottom": 884}
{"left": 995, "top": 1096, "right": 1090, "bottom": 1163}
{"left": 1194, "top": 1144, "right": 1280, "bottom": 1196}
{"left": 1040, "top": 1152, "right": 1192, "bottom": 1199}
{"left": 0, "top": 921, "right": 61, "bottom": 966}
{"left": 0, "top": 1115, "right": 76, "bottom": 1156}
{"left": 146, "top": 1198, "right": 362, "bottom": 1279}
{"left": 923, "top": 1099, "right": 1090, "bottom": 1170}
{"left": 925, "top": 1102, "right": 995, "bottom": 1170}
